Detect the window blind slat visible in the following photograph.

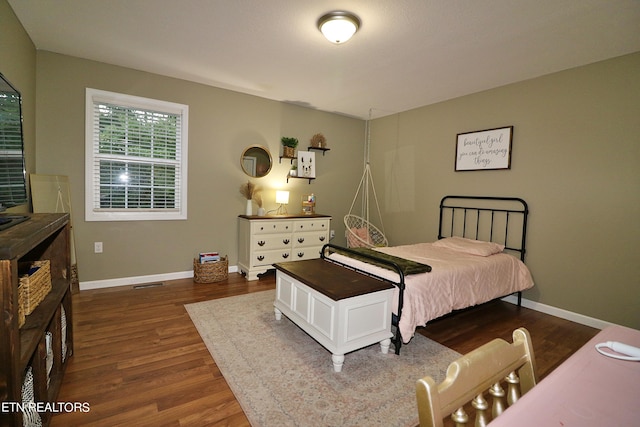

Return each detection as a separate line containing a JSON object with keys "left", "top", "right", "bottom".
{"left": 0, "top": 87, "right": 27, "bottom": 208}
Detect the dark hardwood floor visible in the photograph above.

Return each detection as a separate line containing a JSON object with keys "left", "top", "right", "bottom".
{"left": 51, "top": 271, "right": 598, "bottom": 426}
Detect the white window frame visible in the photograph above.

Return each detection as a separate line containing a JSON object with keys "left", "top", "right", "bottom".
{"left": 85, "top": 88, "right": 188, "bottom": 221}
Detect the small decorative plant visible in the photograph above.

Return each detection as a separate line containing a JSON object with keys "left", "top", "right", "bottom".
{"left": 253, "top": 193, "right": 265, "bottom": 215}
{"left": 239, "top": 180, "right": 262, "bottom": 215}
{"left": 281, "top": 136, "right": 298, "bottom": 158}
{"left": 290, "top": 163, "right": 298, "bottom": 177}
{"left": 239, "top": 180, "right": 261, "bottom": 200}
{"left": 281, "top": 137, "right": 299, "bottom": 148}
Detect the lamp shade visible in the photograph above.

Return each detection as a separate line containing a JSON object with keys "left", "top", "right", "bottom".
{"left": 318, "top": 11, "right": 360, "bottom": 44}
{"left": 275, "top": 190, "right": 289, "bottom": 205}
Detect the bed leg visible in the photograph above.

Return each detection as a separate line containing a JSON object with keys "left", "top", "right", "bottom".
{"left": 393, "top": 329, "right": 402, "bottom": 355}
{"left": 517, "top": 291, "right": 522, "bottom": 307}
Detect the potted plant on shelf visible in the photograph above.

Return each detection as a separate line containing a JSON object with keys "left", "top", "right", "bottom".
{"left": 281, "top": 137, "right": 298, "bottom": 158}
{"left": 289, "top": 163, "right": 298, "bottom": 177}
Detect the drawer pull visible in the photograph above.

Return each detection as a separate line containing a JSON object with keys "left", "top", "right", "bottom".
{"left": 257, "top": 255, "right": 265, "bottom": 261}
{"left": 282, "top": 253, "right": 289, "bottom": 259}
{"left": 283, "top": 239, "right": 290, "bottom": 245}
{"left": 298, "top": 237, "right": 305, "bottom": 243}
{"left": 297, "top": 252, "right": 305, "bottom": 258}
{"left": 319, "top": 236, "right": 326, "bottom": 241}
{"left": 258, "top": 240, "right": 265, "bottom": 246}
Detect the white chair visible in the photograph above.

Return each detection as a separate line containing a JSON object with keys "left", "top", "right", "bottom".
{"left": 416, "top": 328, "right": 537, "bottom": 427}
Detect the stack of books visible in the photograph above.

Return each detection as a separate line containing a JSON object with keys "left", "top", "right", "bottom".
{"left": 198, "top": 252, "right": 221, "bottom": 263}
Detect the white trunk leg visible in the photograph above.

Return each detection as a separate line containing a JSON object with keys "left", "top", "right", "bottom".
{"left": 274, "top": 307, "right": 282, "bottom": 321}
{"left": 379, "top": 338, "right": 391, "bottom": 354}
{"left": 332, "top": 354, "right": 345, "bottom": 372}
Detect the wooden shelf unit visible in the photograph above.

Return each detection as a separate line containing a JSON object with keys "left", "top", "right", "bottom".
{"left": 0, "top": 213, "right": 73, "bottom": 427}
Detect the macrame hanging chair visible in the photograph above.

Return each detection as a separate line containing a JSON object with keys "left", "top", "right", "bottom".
{"left": 344, "top": 113, "right": 388, "bottom": 248}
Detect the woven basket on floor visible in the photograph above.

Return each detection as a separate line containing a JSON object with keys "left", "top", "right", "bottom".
{"left": 19, "top": 260, "right": 52, "bottom": 320}
{"left": 193, "top": 256, "right": 228, "bottom": 283}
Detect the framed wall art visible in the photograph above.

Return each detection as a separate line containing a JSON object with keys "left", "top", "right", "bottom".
{"left": 297, "top": 151, "right": 316, "bottom": 178}
{"left": 455, "top": 126, "right": 513, "bottom": 171}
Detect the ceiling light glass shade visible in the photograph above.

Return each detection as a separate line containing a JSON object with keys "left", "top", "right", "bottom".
{"left": 318, "top": 11, "right": 360, "bottom": 44}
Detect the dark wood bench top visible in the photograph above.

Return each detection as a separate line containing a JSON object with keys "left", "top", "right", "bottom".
{"left": 274, "top": 259, "right": 394, "bottom": 301}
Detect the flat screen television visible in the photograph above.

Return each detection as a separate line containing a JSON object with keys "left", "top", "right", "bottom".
{"left": 0, "top": 72, "right": 28, "bottom": 211}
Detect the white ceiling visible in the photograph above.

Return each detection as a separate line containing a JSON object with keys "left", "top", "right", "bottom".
{"left": 8, "top": 0, "right": 640, "bottom": 119}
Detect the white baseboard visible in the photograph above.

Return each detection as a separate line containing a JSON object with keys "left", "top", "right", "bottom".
{"left": 79, "top": 265, "right": 240, "bottom": 291}
{"left": 80, "top": 269, "right": 611, "bottom": 330}
{"left": 502, "top": 295, "right": 613, "bottom": 330}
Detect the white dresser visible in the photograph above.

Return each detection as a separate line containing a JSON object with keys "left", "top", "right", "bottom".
{"left": 238, "top": 214, "right": 331, "bottom": 280}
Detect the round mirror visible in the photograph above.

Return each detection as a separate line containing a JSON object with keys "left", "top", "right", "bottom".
{"left": 241, "top": 145, "right": 272, "bottom": 178}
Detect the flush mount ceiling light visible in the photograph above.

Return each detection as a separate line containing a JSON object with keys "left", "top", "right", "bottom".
{"left": 317, "top": 11, "right": 361, "bottom": 44}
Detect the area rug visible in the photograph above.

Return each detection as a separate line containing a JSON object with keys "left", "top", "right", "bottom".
{"left": 185, "top": 290, "right": 460, "bottom": 427}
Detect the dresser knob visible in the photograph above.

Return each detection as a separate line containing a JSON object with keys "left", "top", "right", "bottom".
{"left": 298, "top": 237, "right": 305, "bottom": 243}
{"left": 258, "top": 240, "right": 265, "bottom": 246}
{"left": 257, "top": 255, "right": 265, "bottom": 261}
{"left": 297, "top": 252, "right": 304, "bottom": 258}
{"left": 283, "top": 239, "right": 290, "bottom": 244}
{"left": 282, "top": 253, "right": 289, "bottom": 259}
{"left": 319, "top": 236, "right": 325, "bottom": 241}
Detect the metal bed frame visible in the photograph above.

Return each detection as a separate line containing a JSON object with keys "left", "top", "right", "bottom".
{"left": 321, "top": 195, "right": 530, "bottom": 355}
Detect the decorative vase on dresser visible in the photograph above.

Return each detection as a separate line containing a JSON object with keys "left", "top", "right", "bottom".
{"left": 237, "top": 214, "right": 331, "bottom": 280}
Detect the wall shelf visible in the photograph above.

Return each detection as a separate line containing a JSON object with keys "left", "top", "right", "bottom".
{"left": 279, "top": 156, "right": 296, "bottom": 164}
{"left": 308, "top": 146, "right": 330, "bottom": 155}
{"left": 287, "top": 175, "right": 315, "bottom": 184}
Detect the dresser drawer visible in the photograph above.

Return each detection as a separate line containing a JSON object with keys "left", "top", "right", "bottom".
{"left": 293, "top": 219, "right": 330, "bottom": 232}
{"left": 252, "top": 249, "right": 292, "bottom": 267}
{"left": 291, "top": 247, "right": 323, "bottom": 261}
{"left": 252, "top": 220, "right": 293, "bottom": 235}
{"left": 292, "top": 231, "right": 329, "bottom": 248}
{"left": 252, "top": 234, "right": 292, "bottom": 251}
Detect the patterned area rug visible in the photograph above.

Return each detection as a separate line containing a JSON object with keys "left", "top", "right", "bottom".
{"left": 185, "top": 290, "right": 460, "bottom": 427}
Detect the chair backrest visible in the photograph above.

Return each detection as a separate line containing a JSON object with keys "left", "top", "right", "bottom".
{"left": 416, "top": 327, "right": 537, "bottom": 427}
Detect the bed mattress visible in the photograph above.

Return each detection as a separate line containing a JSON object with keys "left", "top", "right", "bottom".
{"left": 329, "top": 242, "right": 534, "bottom": 343}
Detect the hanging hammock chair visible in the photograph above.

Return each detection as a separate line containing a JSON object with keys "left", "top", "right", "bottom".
{"left": 344, "top": 113, "right": 388, "bottom": 248}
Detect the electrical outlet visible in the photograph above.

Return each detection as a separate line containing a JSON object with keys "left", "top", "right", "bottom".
{"left": 330, "top": 229, "right": 335, "bottom": 239}
{"left": 94, "top": 242, "right": 103, "bottom": 253}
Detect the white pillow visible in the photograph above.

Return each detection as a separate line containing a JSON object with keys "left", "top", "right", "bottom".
{"left": 432, "top": 236, "right": 504, "bottom": 256}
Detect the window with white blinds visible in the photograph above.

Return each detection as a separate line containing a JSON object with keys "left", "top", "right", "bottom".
{"left": 85, "top": 89, "right": 188, "bottom": 221}
{"left": 0, "top": 80, "right": 28, "bottom": 210}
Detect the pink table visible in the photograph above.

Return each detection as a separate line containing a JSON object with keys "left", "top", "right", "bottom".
{"left": 490, "top": 325, "right": 640, "bottom": 426}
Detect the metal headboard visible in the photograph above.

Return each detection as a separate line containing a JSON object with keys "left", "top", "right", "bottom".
{"left": 438, "top": 196, "right": 529, "bottom": 262}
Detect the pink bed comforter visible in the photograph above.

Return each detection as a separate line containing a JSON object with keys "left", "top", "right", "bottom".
{"left": 329, "top": 242, "right": 534, "bottom": 343}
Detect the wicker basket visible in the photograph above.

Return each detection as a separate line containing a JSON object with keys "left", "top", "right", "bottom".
{"left": 19, "top": 260, "right": 52, "bottom": 317}
{"left": 17, "top": 289, "right": 26, "bottom": 328}
{"left": 282, "top": 146, "right": 295, "bottom": 158}
{"left": 193, "top": 256, "right": 228, "bottom": 283}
